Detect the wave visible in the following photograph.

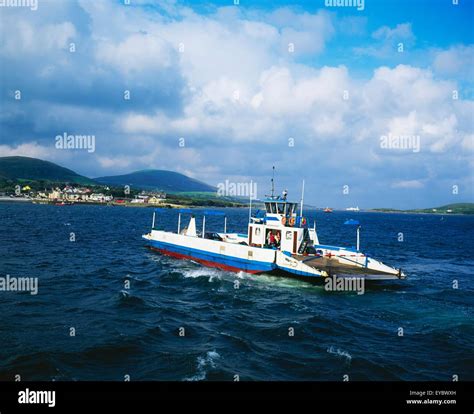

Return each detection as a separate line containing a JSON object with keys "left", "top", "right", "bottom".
{"left": 183, "top": 351, "right": 221, "bottom": 381}
{"left": 181, "top": 268, "right": 226, "bottom": 282}
{"left": 116, "top": 290, "right": 147, "bottom": 307}
{"left": 327, "top": 346, "right": 352, "bottom": 364}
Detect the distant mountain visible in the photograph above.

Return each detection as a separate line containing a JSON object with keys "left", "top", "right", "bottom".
{"left": 95, "top": 169, "right": 216, "bottom": 192}
{"left": 0, "top": 156, "right": 216, "bottom": 193}
{"left": 0, "top": 156, "right": 96, "bottom": 185}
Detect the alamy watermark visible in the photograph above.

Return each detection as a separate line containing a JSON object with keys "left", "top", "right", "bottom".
{"left": 0, "top": 275, "right": 38, "bottom": 295}
{"left": 324, "top": 0, "right": 364, "bottom": 11}
{"left": 18, "top": 389, "right": 55, "bottom": 408}
{"left": 325, "top": 275, "right": 365, "bottom": 295}
{"left": 217, "top": 180, "right": 257, "bottom": 198}
{"left": 55, "top": 132, "right": 95, "bottom": 153}
{"left": 380, "top": 134, "right": 420, "bottom": 153}
{"left": 0, "top": 0, "right": 38, "bottom": 10}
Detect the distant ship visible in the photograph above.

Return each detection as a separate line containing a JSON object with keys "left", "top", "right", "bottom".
{"left": 323, "top": 207, "right": 333, "bottom": 213}
{"left": 345, "top": 206, "right": 360, "bottom": 212}
{"left": 143, "top": 175, "right": 405, "bottom": 281}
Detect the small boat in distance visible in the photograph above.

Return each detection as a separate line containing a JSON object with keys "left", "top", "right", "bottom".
{"left": 143, "top": 174, "right": 405, "bottom": 281}
{"left": 345, "top": 206, "right": 360, "bottom": 212}
{"left": 324, "top": 207, "right": 333, "bottom": 213}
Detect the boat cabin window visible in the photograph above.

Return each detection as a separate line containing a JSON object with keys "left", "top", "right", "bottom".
{"left": 286, "top": 203, "right": 296, "bottom": 216}
{"left": 265, "top": 202, "right": 298, "bottom": 215}
{"left": 265, "top": 202, "right": 277, "bottom": 214}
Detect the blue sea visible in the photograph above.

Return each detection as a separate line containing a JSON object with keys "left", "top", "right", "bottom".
{"left": 0, "top": 203, "right": 473, "bottom": 381}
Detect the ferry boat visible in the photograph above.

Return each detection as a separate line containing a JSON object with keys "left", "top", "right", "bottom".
{"left": 142, "top": 183, "right": 405, "bottom": 281}
{"left": 324, "top": 207, "right": 333, "bottom": 213}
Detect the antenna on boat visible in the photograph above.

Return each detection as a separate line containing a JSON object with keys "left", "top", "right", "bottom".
{"left": 271, "top": 166, "right": 275, "bottom": 199}
{"left": 300, "top": 179, "right": 305, "bottom": 218}
{"left": 248, "top": 184, "right": 253, "bottom": 223}
{"left": 357, "top": 225, "right": 360, "bottom": 251}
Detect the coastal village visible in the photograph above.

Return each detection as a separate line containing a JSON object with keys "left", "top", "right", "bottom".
{"left": 2, "top": 185, "right": 167, "bottom": 206}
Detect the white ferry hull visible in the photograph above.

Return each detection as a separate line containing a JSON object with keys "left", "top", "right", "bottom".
{"left": 143, "top": 230, "right": 329, "bottom": 278}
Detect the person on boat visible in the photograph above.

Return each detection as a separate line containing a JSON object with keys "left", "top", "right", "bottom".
{"left": 275, "top": 232, "right": 281, "bottom": 248}
{"left": 268, "top": 231, "right": 276, "bottom": 247}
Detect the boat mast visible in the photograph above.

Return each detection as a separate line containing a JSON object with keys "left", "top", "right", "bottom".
{"left": 357, "top": 225, "right": 360, "bottom": 251}
{"left": 300, "top": 179, "right": 305, "bottom": 218}
{"left": 271, "top": 166, "right": 275, "bottom": 199}
{"left": 248, "top": 190, "right": 252, "bottom": 223}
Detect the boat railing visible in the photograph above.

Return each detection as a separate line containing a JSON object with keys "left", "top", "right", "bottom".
{"left": 151, "top": 208, "right": 228, "bottom": 236}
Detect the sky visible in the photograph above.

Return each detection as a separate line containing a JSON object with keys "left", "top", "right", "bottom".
{"left": 0, "top": 0, "right": 473, "bottom": 208}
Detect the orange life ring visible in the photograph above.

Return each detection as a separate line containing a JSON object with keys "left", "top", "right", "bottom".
{"left": 281, "top": 217, "right": 287, "bottom": 225}
{"left": 289, "top": 217, "right": 296, "bottom": 226}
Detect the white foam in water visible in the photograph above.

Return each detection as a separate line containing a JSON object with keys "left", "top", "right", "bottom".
{"left": 182, "top": 268, "right": 224, "bottom": 281}
{"left": 327, "top": 346, "right": 352, "bottom": 363}
{"left": 184, "top": 351, "right": 221, "bottom": 381}
{"left": 243, "top": 272, "right": 313, "bottom": 290}
{"left": 236, "top": 271, "right": 252, "bottom": 280}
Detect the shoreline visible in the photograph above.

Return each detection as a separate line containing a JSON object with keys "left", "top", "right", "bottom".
{"left": 1, "top": 197, "right": 472, "bottom": 215}
{"left": 0, "top": 197, "right": 244, "bottom": 209}
{"left": 366, "top": 209, "right": 472, "bottom": 216}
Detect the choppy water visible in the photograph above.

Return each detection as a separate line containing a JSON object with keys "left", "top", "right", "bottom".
{"left": 0, "top": 203, "right": 473, "bottom": 381}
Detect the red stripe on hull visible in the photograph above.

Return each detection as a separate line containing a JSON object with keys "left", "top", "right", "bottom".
{"left": 147, "top": 246, "right": 262, "bottom": 274}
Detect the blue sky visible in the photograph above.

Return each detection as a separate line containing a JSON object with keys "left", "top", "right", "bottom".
{"left": 0, "top": 0, "right": 473, "bottom": 208}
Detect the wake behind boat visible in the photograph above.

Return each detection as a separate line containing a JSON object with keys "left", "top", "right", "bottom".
{"left": 142, "top": 178, "right": 405, "bottom": 281}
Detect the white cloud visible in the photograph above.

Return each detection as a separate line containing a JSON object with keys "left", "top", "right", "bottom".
{"left": 461, "top": 134, "right": 474, "bottom": 152}
{"left": 372, "top": 23, "right": 414, "bottom": 42}
{"left": 97, "top": 156, "right": 132, "bottom": 169}
{"left": 0, "top": 143, "right": 51, "bottom": 159}
{"left": 96, "top": 33, "right": 177, "bottom": 76}
{"left": 432, "top": 45, "right": 474, "bottom": 80}
{"left": 355, "top": 23, "right": 415, "bottom": 58}
{"left": 0, "top": 20, "right": 76, "bottom": 56}
{"left": 119, "top": 62, "right": 469, "bottom": 158}
{"left": 391, "top": 180, "right": 425, "bottom": 189}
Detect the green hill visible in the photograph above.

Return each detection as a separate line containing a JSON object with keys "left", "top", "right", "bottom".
{"left": 0, "top": 156, "right": 96, "bottom": 185}
{"left": 95, "top": 169, "right": 216, "bottom": 193}
{"left": 373, "top": 203, "right": 474, "bottom": 215}
{"left": 0, "top": 157, "right": 217, "bottom": 193}
{"left": 408, "top": 203, "right": 474, "bottom": 214}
